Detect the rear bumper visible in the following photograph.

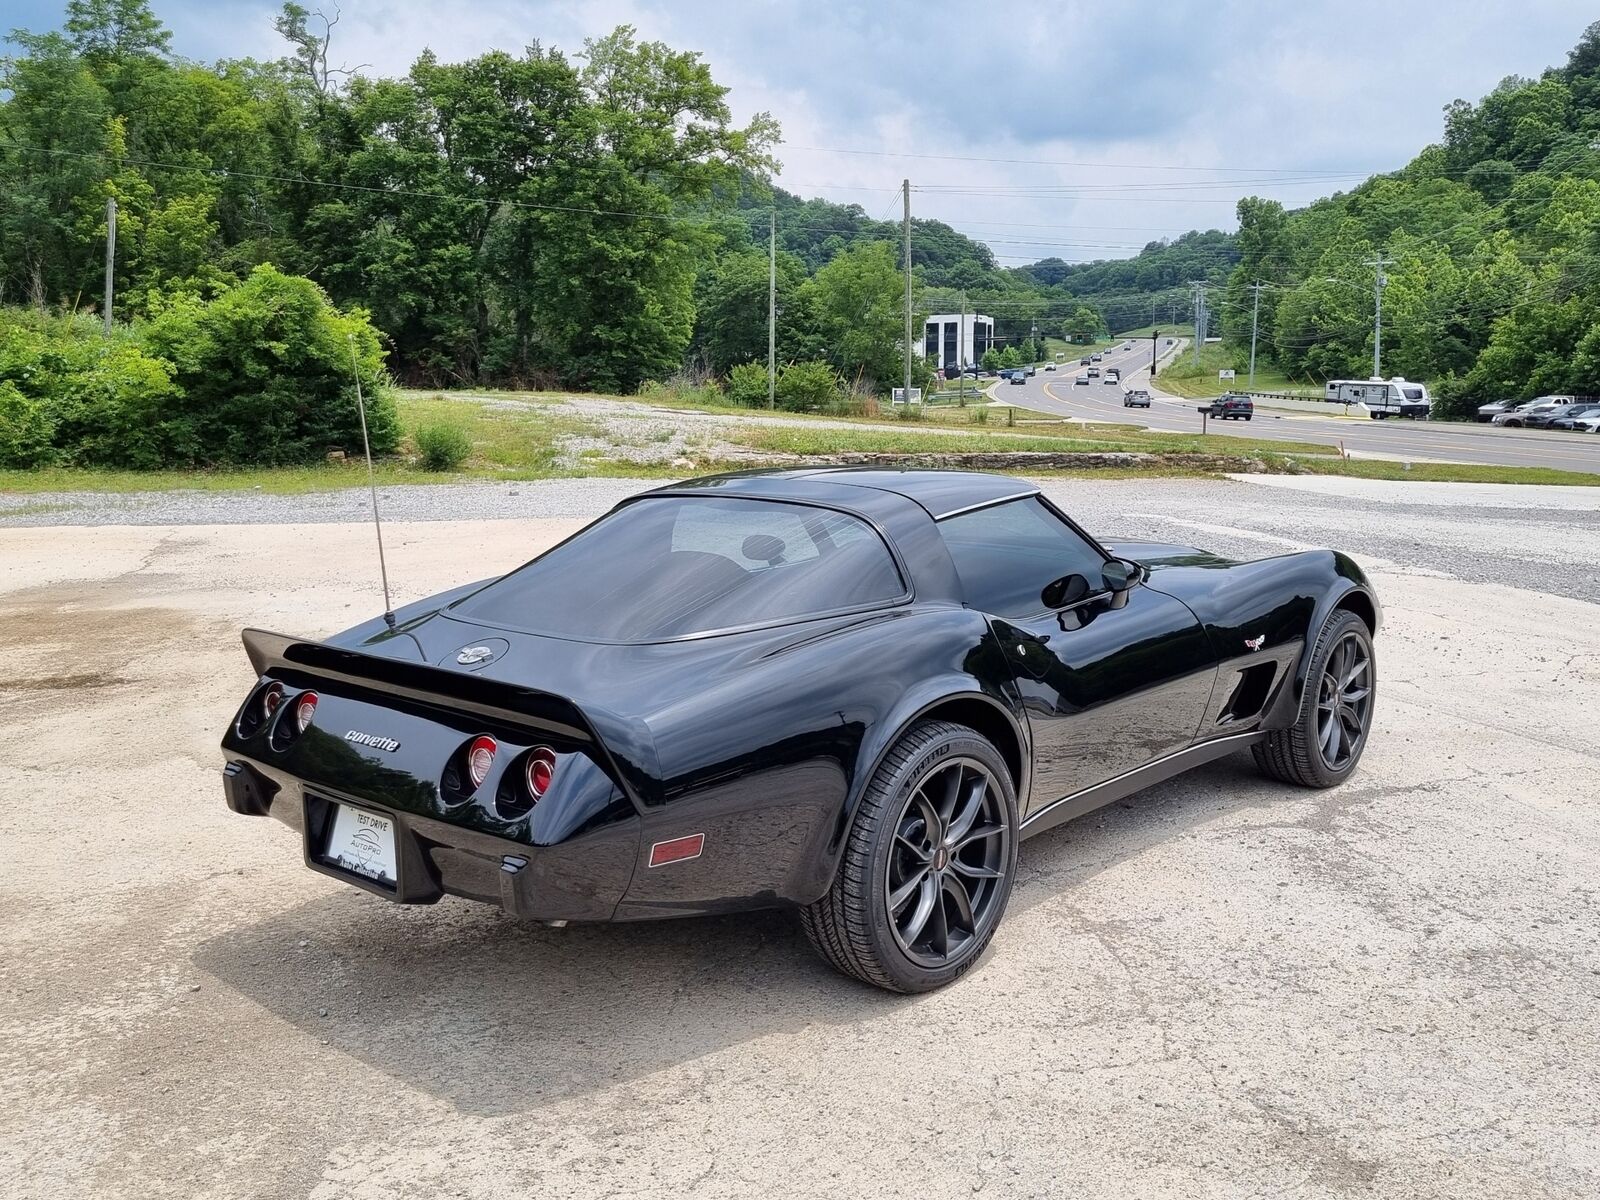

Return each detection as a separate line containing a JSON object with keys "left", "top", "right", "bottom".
{"left": 222, "top": 758, "right": 638, "bottom": 921}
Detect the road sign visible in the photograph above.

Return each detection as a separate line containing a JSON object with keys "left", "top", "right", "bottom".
{"left": 1218, "top": 369, "right": 1236, "bottom": 381}
{"left": 891, "top": 387, "right": 922, "bottom": 405}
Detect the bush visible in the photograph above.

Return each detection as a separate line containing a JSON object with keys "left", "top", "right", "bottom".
{"left": 143, "top": 264, "right": 396, "bottom": 466}
{"left": 0, "top": 381, "right": 54, "bottom": 467}
{"left": 413, "top": 420, "right": 472, "bottom": 471}
{"left": 0, "top": 311, "right": 182, "bottom": 468}
{"left": 775, "top": 360, "right": 842, "bottom": 412}
{"left": 637, "top": 371, "right": 725, "bottom": 408}
{"left": 727, "top": 361, "right": 770, "bottom": 407}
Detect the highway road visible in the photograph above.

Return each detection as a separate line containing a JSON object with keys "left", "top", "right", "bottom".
{"left": 992, "top": 340, "right": 1600, "bottom": 476}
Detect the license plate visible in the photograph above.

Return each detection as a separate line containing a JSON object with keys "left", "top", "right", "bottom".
{"left": 323, "top": 804, "right": 398, "bottom": 886}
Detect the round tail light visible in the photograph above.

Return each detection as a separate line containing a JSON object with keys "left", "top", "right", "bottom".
{"left": 261, "top": 682, "right": 284, "bottom": 721}
{"left": 294, "top": 692, "right": 319, "bottom": 732}
{"left": 524, "top": 747, "right": 557, "bottom": 800}
{"left": 467, "top": 735, "right": 497, "bottom": 789}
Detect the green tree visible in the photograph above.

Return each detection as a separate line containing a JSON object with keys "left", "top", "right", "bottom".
{"left": 1063, "top": 305, "right": 1103, "bottom": 343}
{"left": 143, "top": 264, "right": 394, "bottom": 464}
{"left": 693, "top": 248, "right": 810, "bottom": 374}
{"left": 799, "top": 240, "right": 902, "bottom": 390}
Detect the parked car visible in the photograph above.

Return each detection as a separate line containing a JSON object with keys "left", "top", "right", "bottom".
{"left": 1476, "top": 397, "right": 1528, "bottom": 422}
{"left": 1073, "top": 376, "right": 1090, "bottom": 387}
{"left": 1493, "top": 399, "right": 1570, "bottom": 427}
{"left": 1531, "top": 403, "right": 1600, "bottom": 429}
{"left": 1202, "top": 394, "right": 1254, "bottom": 421}
{"left": 1123, "top": 390, "right": 1152, "bottom": 408}
{"left": 1547, "top": 404, "right": 1600, "bottom": 429}
{"left": 1573, "top": 412, "right": 1600, "bottom": 433}
{"left": 219, "top": 468, "right": 1380, "bottom": 992}
{"left": 1087, "top": 367, "right": 1100, "bottom": 378}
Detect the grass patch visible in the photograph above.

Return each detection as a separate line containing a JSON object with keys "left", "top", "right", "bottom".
{"left": 1277, "top": 457, "right": 1600, "bottom": 486}
{"left": 1155, "top": 342, "right": 1313, "bottom": 399}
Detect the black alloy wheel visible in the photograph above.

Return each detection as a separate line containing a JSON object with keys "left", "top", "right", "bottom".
{"left": 1315, "top": 630, "right": 1372, "bottom": 771}
{"left": 800, "top": 720, "right": 1019, "bottom": 992}
{"left": 884, "top": 756, "right": 1010, "bottom": 969}
{"left": 1253, "top": 609, "right": 1376, "bottom": 788}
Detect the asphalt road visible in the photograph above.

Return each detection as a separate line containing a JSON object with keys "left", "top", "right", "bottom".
{"left": 4, "top": 476, "right": 1599, "bottom": 1198}
{"left": 998, "top": 341, "right": 1600, "bottom": 475}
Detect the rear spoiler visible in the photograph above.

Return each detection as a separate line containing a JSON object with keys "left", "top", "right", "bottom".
{"left": 241, "top": 628, "right": 660, "bottom": 808}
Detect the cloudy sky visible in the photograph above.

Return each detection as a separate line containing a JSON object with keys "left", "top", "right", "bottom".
{"left": 8, "top": 0, "right": 1597, "bottom": 263}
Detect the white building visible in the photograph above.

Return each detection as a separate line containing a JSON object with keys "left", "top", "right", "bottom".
{"left": 920, "top": 313, "right": 994, "bottom": 373}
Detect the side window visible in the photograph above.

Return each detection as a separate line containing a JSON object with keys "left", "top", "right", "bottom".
{"left": 938, "top": 498, "right": 1105, "bottom": 618}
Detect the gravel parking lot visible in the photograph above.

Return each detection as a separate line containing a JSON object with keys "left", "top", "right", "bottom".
{"left": 3, "top": 474, "right": 1598, "bottom": 1198}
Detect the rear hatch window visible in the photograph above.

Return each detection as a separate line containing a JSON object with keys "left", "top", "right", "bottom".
{"left": 455, "top": 496, "right": 907, "bottom": 642}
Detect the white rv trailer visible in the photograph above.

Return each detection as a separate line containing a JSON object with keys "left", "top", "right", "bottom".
{"left": 1323, "top": 377, "right": 1431, "bottom": 419}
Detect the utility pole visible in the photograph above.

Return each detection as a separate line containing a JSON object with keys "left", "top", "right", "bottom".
{"left": 1247, "top": 280, "right": 1264, "bottom": 390}
{"left": 902, "top": 179, "right": 913, "bottom": 402}
{"left": 959, "top": 290, "right": 968, "bottom": 405}
{"left": 1364, "top": 252, "right": 1393, "bottom": 380}
{"left": 767, "top": 209, "right": 776, "bottom": 408}
{"left": 103, "top": 196, "right": 117, "bottom": 334}
{"left": 1191, "top": 282, "right": 1207, "bottom": 367}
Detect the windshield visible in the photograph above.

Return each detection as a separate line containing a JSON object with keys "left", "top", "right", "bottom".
{"left": 456, "top": 496, "right": 907, "bottom": 641}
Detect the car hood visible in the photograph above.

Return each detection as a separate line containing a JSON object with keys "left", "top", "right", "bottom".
{"left": 1103, "top": 539, "right": 1236, "bottom": 570}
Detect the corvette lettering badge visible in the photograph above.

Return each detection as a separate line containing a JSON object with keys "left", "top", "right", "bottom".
{"left": 1244, "top": 635, "right": 1266, "bottom": 652}
{"left": 345, "top": 730, "right": 401, "bottom": 752}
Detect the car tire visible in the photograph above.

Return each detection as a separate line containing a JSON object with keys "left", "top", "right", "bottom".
{"left": 1244, "top": 414, "right": 1253, "bottom": 421}
{"left": 1252, "top": 609, "right": 1375, "bottom": 789}
{"left": 799, "top": 720, "right": 1019, "bottom": 993}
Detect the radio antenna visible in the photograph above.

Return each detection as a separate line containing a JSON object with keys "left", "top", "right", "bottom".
{"left": 348, "top": 333, "right": 396, "bottom": 630}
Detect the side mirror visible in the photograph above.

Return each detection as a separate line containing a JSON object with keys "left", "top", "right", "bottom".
{"left": 1041, "top": 573, "right": 1091, "bottom": 610}
{"left": 1101, "top": 559, "right": 1137, "bottom": 595}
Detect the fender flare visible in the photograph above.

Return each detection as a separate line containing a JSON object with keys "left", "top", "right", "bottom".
{"left": 805, "top": 676, "right": 1029, "bottom": 897}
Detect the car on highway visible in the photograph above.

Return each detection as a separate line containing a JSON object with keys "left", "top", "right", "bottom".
{"left": 219, "top": 468, "right": 1380, "bottom": 993}
{"left": 1073, "top": 376, "right": 1090, "bottom": 386}
{"left": 1079, "top": 357, "right": 1092, "bottom": 366}
{"left": 1123, "top": 390, "right": 1152, "bottom": 408}
{"left": 1202, "top": 394, "right": 1254, "bottom": 421}
{"left": 1091, "top": 354, "right": 1103, "bottom": 363}
{"left": 1104, "top": 368, "right": 1121, "bottom": 384}
{"left": 1024, "top": 364, "right": 1036, "bottom": 376}
{"left": 1087, "top": 367, "right": 1100, "bottom": 378}
{"left": 1043, "top": 363, "right": 1056, "bottom": 372}
{"left": 1008, "top": 371, "right": 1026, "bottom": 385}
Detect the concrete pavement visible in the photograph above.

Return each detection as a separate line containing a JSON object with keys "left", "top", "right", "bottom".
{"left": 4, "top": 478, "right": 1600, "bottom": 1197}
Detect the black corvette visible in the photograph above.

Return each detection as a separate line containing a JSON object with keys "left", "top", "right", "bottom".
{"left": 221, "top": 469, "right": 1379, "bottom": 992}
